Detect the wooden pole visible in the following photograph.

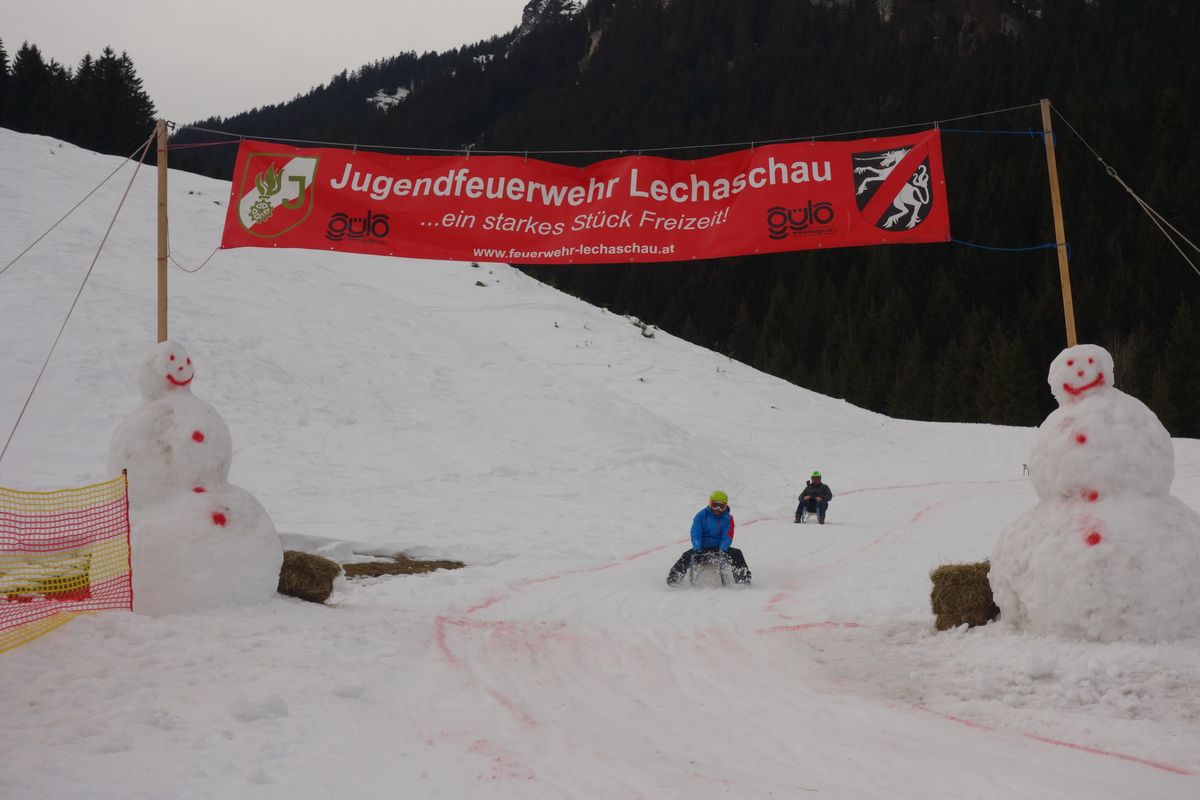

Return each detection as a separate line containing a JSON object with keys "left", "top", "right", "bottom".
{"left": 1040, "top": 98, "right": 1077, "bottom": 346}
{"left": 155, "top": 119, "right": 169, "bottom": 343}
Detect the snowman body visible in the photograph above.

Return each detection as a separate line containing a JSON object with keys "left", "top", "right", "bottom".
{"left": 990, "top": 344, "right": 1200, "bottom": 642}
{"left": 108, "top": 391, "right": 232, "bottom": 510}
{"left": 108, "top": 340, "right": 282, "bottom": 615}
{"left": 1028, "top": 390, "right": 1173, "bottom": 503}
{"left": 129, "top": 485, "right": 282, "bottom": 615}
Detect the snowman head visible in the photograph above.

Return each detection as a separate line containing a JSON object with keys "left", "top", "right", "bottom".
{"left": 138, "top": 339, "right": 195, "bottom": 400}
{"left": 1048, "top": 344, "right": 1113, "bottom": 405}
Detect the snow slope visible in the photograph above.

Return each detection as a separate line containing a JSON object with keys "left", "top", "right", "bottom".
{"left": 1, "top": 130, "right": 1198, "bottom": 799}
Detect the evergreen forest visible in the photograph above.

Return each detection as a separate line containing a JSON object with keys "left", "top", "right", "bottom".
{"left": 5, "top": 1, "right": 1200, "bottom": 434}
{"left": 0, "top": 40, "right": 156, "bottom": 158}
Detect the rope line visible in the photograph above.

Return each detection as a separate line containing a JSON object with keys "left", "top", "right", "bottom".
{"left": 952, "top": 238, "right": 1070, "bottom": 261}
{"left": 167, "top": 140, "right": 240, "bottom": 151}
{"left": 940, "top": 127, "right": 1046, "bottom": 138}
{"left": 173, "top": 101, "right": 1041, "bottom": 157}
{"left": 953, "top": 238, "right": 1059, "bottom": 254}
{"left": 168, "top": 247, "right": 221, "bottom": 273}
{"left": 0, "top": 134, "right": 156, "bottom": 277}
{"left": 0, "top": 135, "right": 155, "bottom": 472}
{"left": 1052, "top": 106, "right": 1200, "bottom": 278}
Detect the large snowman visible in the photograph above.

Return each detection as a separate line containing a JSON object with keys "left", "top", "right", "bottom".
{"left": 990, "top": 343, "right": 1200, "bottom": 642}
{"left": 108, "top": 340, "right": 282, "bottom": 615}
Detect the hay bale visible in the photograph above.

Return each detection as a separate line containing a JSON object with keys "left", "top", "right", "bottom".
{"left": 930, "top": 561, "right": 999, "bottom": 630}
{"left": 342, "top": 555, "right": 465, "bottom": 578}
{"left": 278, "top": 550, "right": 343, "bottom": 603}
{"left": 935, "top": 608, "right": 998, "bottom": 631}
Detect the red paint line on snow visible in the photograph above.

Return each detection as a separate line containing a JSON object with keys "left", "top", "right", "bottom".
{"left": 911, "top": 704, "right": 997, "bottom": 731}
{"left": 435, "top": 616, "right": 491, "bottom": 665}
{"left": 914, "top": 704, "right": 1194, "bottom": 775}
{"left": 486, "top": 689, "right": 538, "bottom": 730}
{"left": 1023, "top": 733, "right": 1193, "bottom": 775}
{"left": 464, "top": 595, "right": 506, "bottom": 614}
{"left": 434, "top": 538, "right": 738, "bottom": 744}
{"left": 757, "top": 621, "right": 862, "bottom": 635}
{"left": 434, "top": 541, "right": 686, "bottom": 730}
{"left": 837, "top": 477, "right": 1027, "bottom": 497}
{"left": 433, "top": 616, "right": 461, "bottom": 667}
{"left": 623, "top": 544, "right": 669, "bottom": 561}
{"left": 434, "top": 616, "right": 488, "bottom": 668}
{"left": 513, "top": 542, "right": 675, "bottom": 592}
{"left": 831, "top": 499, "right": 949, "bottom": 565}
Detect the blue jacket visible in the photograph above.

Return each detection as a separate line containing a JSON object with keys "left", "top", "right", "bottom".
{"left": 691, "top": 506, "right": 735, "bottom": 552}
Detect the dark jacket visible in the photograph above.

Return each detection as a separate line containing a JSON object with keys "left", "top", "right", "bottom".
{"left": 799, "top": 480, "right": 832, "bottom": 503}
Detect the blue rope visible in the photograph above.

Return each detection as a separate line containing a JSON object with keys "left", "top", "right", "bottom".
{"left": 952, "top": 238, "right": 1070, "bottom": 260}
{"left": 940, "top": 127, "right": 1047, "bottom": 139}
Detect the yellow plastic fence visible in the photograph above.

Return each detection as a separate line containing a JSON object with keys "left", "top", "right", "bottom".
{"left": 0, "top": 474, "right": 132, "bottom": 653}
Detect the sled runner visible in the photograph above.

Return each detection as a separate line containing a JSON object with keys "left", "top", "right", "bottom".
{"left": 795, "top": 501, "right": 827, "bottom": 524}
{"left": 687, "top": 549, "right": 731, "bottom": 587}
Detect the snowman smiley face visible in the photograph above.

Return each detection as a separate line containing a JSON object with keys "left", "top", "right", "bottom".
{"left": 1048, "top": 344, "right": 1114, "bottom": 404}
{"left": 165, "top": 351, "right": 194, "bottom": 387}
{"left": 137, "top": 339, "right": 201, "bottom": 400}
{"left": 1063, "top": 357, "right": 1103, "bottom": 396}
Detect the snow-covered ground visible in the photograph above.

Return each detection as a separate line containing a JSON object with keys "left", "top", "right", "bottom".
{"left": 1, "top": 129, "right": 1198, "bottom": 799}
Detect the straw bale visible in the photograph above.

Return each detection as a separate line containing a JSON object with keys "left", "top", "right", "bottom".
{"left": 935, "top": 608, "right": 999, "bottom": 631}
{"left": 929, "top": 561, "right": 999, "bottom": 629}
{"left": 342, "top": 555, "right": 464, "bottom": 578}
{"left": 277, "top": 550, "right": 343, "bottom": 603}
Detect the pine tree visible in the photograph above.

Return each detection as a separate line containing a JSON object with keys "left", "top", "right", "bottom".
{"left": 1161, "top": 301, "right": 1200, "bottom": 436}
{"left": 71, "top": 54, "right": 100, "bottom": 149}
{"left": 886, "top": 334, "right": 928, "bottom": 420}
{"left": 7, "top": 43, "right": 51, "bottom": 133}
{"left": 725, "top": 299, "right": 759, "bottom": 363}
{"left": 0, "top": 39, "right": 9, "bottom": 125}
{"left": 115, "top": 51, "right": 156, "bottom": 151}
{"left": 84, "top": 47, "right": 156, "bottom": 156}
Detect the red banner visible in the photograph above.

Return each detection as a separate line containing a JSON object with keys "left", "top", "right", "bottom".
{"left": 220, "top": 131, "right": 950, "bottom": 264}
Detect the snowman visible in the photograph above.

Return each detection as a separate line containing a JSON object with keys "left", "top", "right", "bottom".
{"left": 109, "top": 341, "right": 232, "bottom": 510}
{"left": 108, "top": 340, "right": 282, "bottom": 615}
{"left": 990, "top": 344, "right": 1200, "bottom": 642}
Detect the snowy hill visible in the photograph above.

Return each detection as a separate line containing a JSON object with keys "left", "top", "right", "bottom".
{"left": 1, "top": 129, "right": 1199, "bottom": 798}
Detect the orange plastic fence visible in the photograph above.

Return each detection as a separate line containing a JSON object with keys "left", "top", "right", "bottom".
{"left": 0, "top": 474, "right": 132, "bottom": 653}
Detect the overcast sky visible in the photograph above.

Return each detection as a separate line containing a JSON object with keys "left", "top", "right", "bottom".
{"left": 4, "top": 0, "right": 532, "bottom": 124}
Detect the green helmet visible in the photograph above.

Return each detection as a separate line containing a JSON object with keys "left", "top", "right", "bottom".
{"left": 811, "top": 470, "right": 822, "bottom": 478}
{"left": 709, "top": 490, "right": 728, "bottom": 504}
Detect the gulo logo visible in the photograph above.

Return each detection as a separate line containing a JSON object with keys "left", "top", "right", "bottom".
{"left": 326, "top": 211, "right": 391, "bottom": 242}
{"left": 766, "top": 202, "right": 835, "bottom": 239}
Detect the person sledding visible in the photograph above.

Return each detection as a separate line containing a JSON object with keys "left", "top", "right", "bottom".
{"left": 666, "top": 490, "right": 752, "bottom": 585}
{"left": 794, "top": 470, "right": 832, "bottom": 524}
